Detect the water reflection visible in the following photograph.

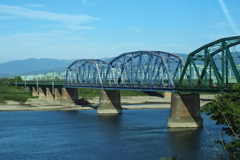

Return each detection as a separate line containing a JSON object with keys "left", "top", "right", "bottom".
{"left": 97, "top": 114, "right": 122, "bottom": 136}
{"left": 98, "top": 114, "right": 122, "bottom": 122}
{"left": 168, "top": 128, "right": 202, "bottom": 159}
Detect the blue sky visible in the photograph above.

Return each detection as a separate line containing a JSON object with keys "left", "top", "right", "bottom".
{"left": 0, "top": 0, "right": 239, "bottom": 63}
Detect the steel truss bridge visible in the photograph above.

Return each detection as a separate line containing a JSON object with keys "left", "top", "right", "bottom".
{"left": 64, "top": 51, "right": 184, "bottom": 92}
{"left": 18, "top": 35, "right": 240, "bottom": 93}
{"left": 64, "top": 35, "right": 240, "bottom": 93}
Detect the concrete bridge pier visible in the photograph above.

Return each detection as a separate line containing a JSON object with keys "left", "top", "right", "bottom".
{"left": 61, "top": 88, "right": 78, "bottom": 103}
{"left": 32, "top": 87, "right": 38, "bottom": 97}
{"left": 54, "top": 88, "right": 62, "bottom": 101}
{"left": 46, "top": 88, "right": 54, "bottom": 101}
{"left": 168, "top": 93, "right": 203, "bottom": 128}
{"left": 38, "top": 87, "right": 47, "bottom": 99}
{"left": 33, "top": 87, "right": 78, "bottom": 104}
{"left": 98, "top": 90, "right": 122, "bottom": 114}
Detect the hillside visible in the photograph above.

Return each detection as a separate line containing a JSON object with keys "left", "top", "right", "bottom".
{"left": 0, "top": 53, "right": 188, "bottom": 78}
{"left": 0, "top": 58, "right": 75, "bottom": 77}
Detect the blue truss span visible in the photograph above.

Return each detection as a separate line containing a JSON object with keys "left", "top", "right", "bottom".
{"left": 64, "top": 51, "right": 184, "bottom": 91}
{"left": 65, "top": 59, "right": 109, "bottom": 86}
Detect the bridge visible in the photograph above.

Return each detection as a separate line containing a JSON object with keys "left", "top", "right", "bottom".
{"left": 16, "top": 35, "right": 240, "bottom": 128}
{"left": 176, "top": 35, "right": 240, "bottom": 93}
{"left": 64, "top": 51, "right": 184, "bottom": 92}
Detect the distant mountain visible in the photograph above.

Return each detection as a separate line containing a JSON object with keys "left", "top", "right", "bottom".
{"left": 0, "top": 58, "right": 76, "bottom": 77}
{"left": 173, "top": 53, "right": 188, "bottom": 61}
{"left": 0, "top": 53, "right": 188, "bottom": 78}
{"left": 103, "top": 57, "right": 115, "bottom": 62}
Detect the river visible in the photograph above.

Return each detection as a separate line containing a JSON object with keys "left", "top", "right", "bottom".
{"left": 0, "top": 108, "right": 226, "bottom": 160}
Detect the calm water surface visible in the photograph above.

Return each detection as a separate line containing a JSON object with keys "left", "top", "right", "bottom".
{"left": 0, "top": 108, "right": 224, "bottom": 160}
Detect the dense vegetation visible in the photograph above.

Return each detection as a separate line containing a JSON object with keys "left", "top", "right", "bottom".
{"left": 78, "top": 88, "right": 163, "bottom": 100}
{"left": 202, "top": 84, "right": 240, "bottom": 159}
{"left": 0, "top": 77, "right": 33, "bottom": 104}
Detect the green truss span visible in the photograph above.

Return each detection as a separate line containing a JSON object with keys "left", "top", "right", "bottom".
{"left": 176, "top": 35, "right": 240, "bottom": 93}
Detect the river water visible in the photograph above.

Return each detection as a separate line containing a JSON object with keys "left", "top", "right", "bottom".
{"left": 0, "top": 108, "right": 226, "bottom": 160}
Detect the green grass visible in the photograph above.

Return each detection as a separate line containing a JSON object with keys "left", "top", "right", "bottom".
{"left": 121, "top": 90, "right": 163, "bottom": 97}
{"left": 78, "top": 88, "right": 164, "bottom": 99}
{"left": 78, "top": 88, "right": 100, "bottom": 99}
{"left": 0, "top": 85, "right": 33, "bottom": 104}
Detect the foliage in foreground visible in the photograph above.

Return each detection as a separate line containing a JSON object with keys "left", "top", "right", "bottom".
{"left": 201, "top": 84, "right": 240, "bottom": 159}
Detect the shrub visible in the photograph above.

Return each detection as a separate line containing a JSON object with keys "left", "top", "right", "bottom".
{"left": 201, "top": 84, "right": 240, "bottom": 159}
{"left": 0, "top": 84, "right": 32, "bottom": 104}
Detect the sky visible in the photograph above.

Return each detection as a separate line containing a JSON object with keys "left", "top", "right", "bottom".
{"left": 0, "top": 0, "right": 240, "bottom": 63}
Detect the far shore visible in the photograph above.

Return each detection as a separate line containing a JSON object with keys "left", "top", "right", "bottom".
{"left": 0, "top": 95, "right": 215, "bottom": 112}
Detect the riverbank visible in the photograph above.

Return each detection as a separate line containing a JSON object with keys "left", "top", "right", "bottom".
{"left": 0, "top": 95, "right": 215, "bottom": 111}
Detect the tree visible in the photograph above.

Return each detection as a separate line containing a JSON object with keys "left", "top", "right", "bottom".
{"left": 0, "top": 78, "right": 11, "bottom": 85}
{"left": 12, "top": 76, "right": 23, "bottom": 83}
{"left": 202, "top": 84, "right": 240, "bottom": 159}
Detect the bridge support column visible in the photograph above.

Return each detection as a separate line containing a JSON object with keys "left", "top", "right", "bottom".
{"left": 38, "top": 87, "right": 46, "bottom": 99}
{"left": 98, "top": 90, "right": 122, "bottom": 114}
{"left": 61, "top": 88, "right": 78, "bottom": 103}
{"left": 46, "top": 88, "right": 54, "bottom": 101}
{"left": 168, "top": 93, "right": 203, "bottom": 128}
{"left": 54, "top": 88, "right": 62, "bottom": 101}
{"left": 32, "top": 87, "right": 38, "bottom": 97}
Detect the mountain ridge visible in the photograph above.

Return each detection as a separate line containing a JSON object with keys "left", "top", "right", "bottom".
{"left": 0, "top": 53, "right": 188, "bottom": 77}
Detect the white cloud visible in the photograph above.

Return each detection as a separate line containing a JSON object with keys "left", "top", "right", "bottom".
{"left": 0, "top": 4, "right": 98, "bottom": 30}
{"left": 0, "top": 31, "right": 92, "bottom": 62}
{"left": 0, "top": 31, "right": 88, "bottom": 46}
{"left": 213, "top": 22, "right": 240, "bottom": 28}
{"left": 218, "top": 0, "right": 240, "bottom": 34}
{"left": 214, "top": 21, "right": 228, "bottom": 27}
{"left": 208, "top": 22, "right": 240, "bottom": 28}
{"left": 207, "top": 33, "right": 235, "bottom": 40}
{"left": 24, "top": 4, "right": 45, "bottom": 8}
{"left": 0, "top": 15, "right": 16, "bottom": 20}
{"left": 194, "top": 22, "right": 240, "bottom": 29}
{"left": 127, "top": 27, "right": 142, "bottom": 32}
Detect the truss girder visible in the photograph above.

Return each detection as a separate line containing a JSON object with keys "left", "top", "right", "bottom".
{"left": 177, "top": 35, "right": 240, "bottom": 92}
{"left": 107, "top": 51, "right": 174, "bottom": 87}
{"left": 150, "top": 51, "right": 184, "bottom": 79}
{"left": 64, "top": 51, "right": 183, "bottom": 91}
{"left": 65, "top": 59, "right": 109, "bottom": 86}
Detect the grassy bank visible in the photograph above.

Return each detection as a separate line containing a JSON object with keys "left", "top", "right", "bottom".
{"left": 0, "top": 85, "right": 33, "bottom": 104}
{"left": 78, "top": 88, "right": 164, "bottom": 99}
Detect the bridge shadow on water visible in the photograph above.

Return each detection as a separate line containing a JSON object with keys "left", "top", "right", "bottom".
{"left": 168, "top": 128, "right": 203, "bottom": 159}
